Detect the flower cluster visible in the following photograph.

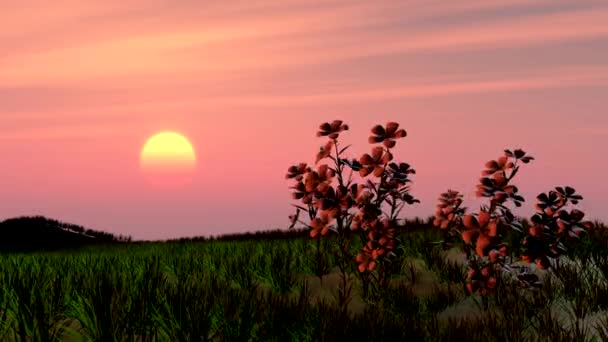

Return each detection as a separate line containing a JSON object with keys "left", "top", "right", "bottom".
{"left": 355, "top": 219, "right": 396, "bottom": 272}
{"left": 521, "top": 187, "right": 593, "bottom": 270}
{"left": 466, "top": 259, "right": 503, "bottom": 296}
{"left": 286, "top": 120, "right": 418, "bottom": 289}
{"left": 475, "top": 149, "right": 531, "bottom": 207}
{"left": 434, "top": 190, "right": 465, "bottom": 230}
{"left": 351, "top": 122, "right": 416, "bottom": 273}
{"left": 433, "top": 148, "right": 594, "bottom": 295}
{"left": 358, "top": 146, "right": 393, "bottom": 177}
{"left": 288, "top": 163, "right": 334, "bottom": 205}
{"left": 433, "top": 149, "right": 534, "bottom": 295}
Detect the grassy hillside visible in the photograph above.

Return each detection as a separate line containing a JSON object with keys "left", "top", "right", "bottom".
{"left": 0, "top": 219, "right": 607, "bottom": 340}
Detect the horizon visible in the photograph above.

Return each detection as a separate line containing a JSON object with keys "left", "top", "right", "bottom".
{"left": 1, "top": 0, "right": 607, "bottom": 240}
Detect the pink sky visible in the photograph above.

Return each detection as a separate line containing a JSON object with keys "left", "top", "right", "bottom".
{"left": 1, "top": 0, "right": 606, "bottom": 240}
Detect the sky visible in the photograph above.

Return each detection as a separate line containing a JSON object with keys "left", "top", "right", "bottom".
{"left": 1, "top": 0, "right": 607, "bottom": 240}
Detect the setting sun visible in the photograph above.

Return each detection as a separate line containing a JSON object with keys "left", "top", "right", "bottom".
{"left": 140, "top": 132, "right": 197, "bottom": 187}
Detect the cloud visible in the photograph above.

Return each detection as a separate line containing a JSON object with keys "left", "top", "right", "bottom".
{"left": 0, "top": 123, "right": 137, "bottom": 141}
{"left": 2, "top": 64, "right": 606, "bottom": 123}
{"left": 1, "top": 1, "right": 606, "bottom": 86}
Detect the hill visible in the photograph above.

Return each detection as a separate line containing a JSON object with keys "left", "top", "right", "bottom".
{"left": 0, "top": 216, "right": 131, "bottom": 252}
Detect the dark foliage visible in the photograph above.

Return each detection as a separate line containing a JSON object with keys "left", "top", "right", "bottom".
{"left": 0, "top": 216, "right": 130, "bottom": 252}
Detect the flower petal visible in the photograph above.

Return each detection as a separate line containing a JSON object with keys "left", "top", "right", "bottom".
{"left": 383, "top": 139, "right": 396, "bottom": 148}
{"left": 478, "top": 211, "right": 490, "bottom": 227}
{"left": 371, "top": 125, "right": 385, "bottom": 136}
{"left": 463, "top": 214, "right": 479, "bottom": 229}
{"left": 462, "top": 230, "right": 478, "bottom": 244}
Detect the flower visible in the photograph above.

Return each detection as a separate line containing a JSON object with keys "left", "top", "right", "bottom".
{"left": 505, "top": 148, "right": 534, "bottom": 163}
{"left": 482, "top": 156, "right": 511, "bottom": 176}
{"left": 300, "top": 164, "right": 334, "bottom": 196}
{"left": 386, "top": 162, "right": 416, "bottom": 188}
{"left": 291, "top": 182, "right": 313, "bottom": 204}
{"left": 286, "top": 163, "right": 311, "bottom": 181}
{"left": 466, "top": 262, "right": 499, "bottom": 295}
{"left": 535, "top": 191, "right": 564, "bottom": 212}
{"left": 521, "top": 188, "right": 592, "bottom": 268}
{"left": 461, "top": 210, "right": 498, "bottom": 257}
{"left": 317, "top": 120, "right": 349, "bottom": 140}
{"left": 359, "top": 146, "right": 393, "bottom": 177}
{"left": 316, "top": 140, "right": 335, "bottom": 164}
{"left": 310, "top": 211, "right": 333, "bottom": 238}
{"left": 369, "top": 122, "right": 407, "bottom": 148}
{"left": 486, "top": 277, "right": 497, "bottom": 289}
{"left": 356, "top": 244, "right": 378, "bottom": 272}
{"left": 433, "top": 190, "right": 464, "bottom": 229}
{"left": 336, "top": 185, "right": 356, "bottom": 210}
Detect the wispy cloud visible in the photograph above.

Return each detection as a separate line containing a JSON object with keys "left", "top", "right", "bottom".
{"left": 2, "top": 1, "right": 606, "bottom": 86}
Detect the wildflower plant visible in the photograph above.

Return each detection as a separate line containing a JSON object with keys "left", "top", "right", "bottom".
{"left": 521, "top": 186, "right": 593, "bottom": 270}
{"left": 286, "top": 120, "right": 419, "bottom": 302}
{"left": 433, "top": 149, "right": 594, "bottom": 297}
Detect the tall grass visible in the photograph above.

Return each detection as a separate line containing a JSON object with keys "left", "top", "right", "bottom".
{"left": 1, "top": 222, "right": 608, "bottom": 341}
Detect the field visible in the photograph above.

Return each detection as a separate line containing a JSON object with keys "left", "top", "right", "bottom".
{"left": 2, "top": 219, "right": 608, "bottom": 341}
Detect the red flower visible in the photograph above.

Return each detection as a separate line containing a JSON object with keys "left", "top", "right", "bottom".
{"left": 433, "top": 190, "right": 464, "bottom": 229}
{"left": 369, "top": 122, "right": 407, "bottom": 148}
{"left": 482, "top": 156, "right": 510, "bottom": 176}
{"left": 356, "top": 244, "right": 378, "bottom": 272}
{"left": 316, "top": 140, "right": 335, "bottom": 164}
{"left": 286, "top": 163, "right": 311, "bottom": 181}
{"left": 310, "top": 211, "right": 333, "bottom": 238}
{"left": 461, "top": 210, "right": 498, "bottom": 257}
{"left": 317, "top": 120, "right": 349, "bottom": 140}
{"left": 359, "top": 146, "right": 393, "bottom": 177}
{"left": 290, "top": 182, "right": 313, "bottom": 204}
{"left": 486, "top": 277, "right": 497, "bottom": 289}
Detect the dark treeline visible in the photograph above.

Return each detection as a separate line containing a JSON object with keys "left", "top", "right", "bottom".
{"left": 0, "top": 216, "right": 131, "bottom": 252}
{"left": 154, "top": 216, "right": 572, "bottom": 244}
{"left": 160, "top": 217, "right": 438, "bottom": 243}
{"left": 3, "top": 214, "right": 601, "bottom": 252}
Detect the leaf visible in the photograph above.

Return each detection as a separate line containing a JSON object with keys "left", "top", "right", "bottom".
{"left": 565, "top": 186, "right": 576, "bottom": 195}
{"left": 513, "top": 195, "right": 525, "bottom": 202}
{"left": 291, "top": 204, "right": 309, "bottom": 211}
{"left": 339, "top": 144, "right": 352, "bottom": 155}
{"left": 504, "top": 210, "right": 515, "bottom": 222}
{"left": 480, "top": 177, "right": 494, "bottom": 187}
{"left": 289, "top": 209, "right": 301, "bottom": 229}
{"left": 520, "top": 156, "right": 534, "bottom": 163}
{"left": 537, "top": 193, "right": 549, "bottom": 202}
{"left": 513, "top": 149, "right": 526, "bottom": 159}
{"left": 531, "top": 213, "right": 543, "bottom": 224}
{"left": 510, "top": 223, "right": 523, "bottom": 233}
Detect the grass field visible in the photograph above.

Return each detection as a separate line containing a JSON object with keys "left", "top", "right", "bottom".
{"left": 2, "top": 219, "right": 608, "bottom": 341}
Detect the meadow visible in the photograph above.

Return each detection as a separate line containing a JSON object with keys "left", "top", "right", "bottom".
{"left": 1, "top": 219, "right": 608, "bottom": 341}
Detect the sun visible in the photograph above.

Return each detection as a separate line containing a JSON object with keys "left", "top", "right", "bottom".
{"left": 140, "top": 132, "right": 197, "bottom": 187}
